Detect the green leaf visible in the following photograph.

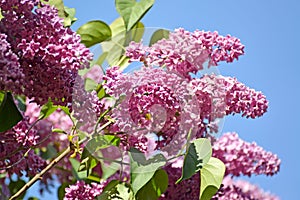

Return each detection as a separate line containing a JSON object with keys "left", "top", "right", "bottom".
{"left": 135, "top": 169, "right": 168, "bottom": 200}
{"left": 41, "top": 144, "right": 58, "bottom": 159}
{"left": 0, "top": 8, "right": 3, "bottom": 20}
{"left": 39, "top": 100, "right": 58, "bottom": 120}
{"left": 8, "top": 179, "right": 26, "bottom": 199}
{"left": 63, "top": 6, "right": 77, "bottom": 27}
{"left": 69, "top": 158, "right": 89, "bottom": 179}
{"left": 129, "top": 148, "right": 166, "bottom": 194}
{"left": 86, "top": 135, "right": 121, "bottom": 155}
{"left": 200, "top": 157, "right": 226, "bottom": 200}
{"left": 58, "top": 182, "right": 69, "bottom": 200}
{"left": 77, "top": 20, "right": 112, "bottom": 48}
{"left": 98, "top": 180, "right": 135, "bottom": 200}
{"left": 115, "top": 0, "right": 154, "bottom": 31}
{"left": 149, "top": 29, "right": 170, "bottom": 46}
{"left": 28, "top": 197, "right": 39, "bottom": 200}
{"left": 177, "top": 138, "right": 212, "bottom": 183}
{"left": 0, "top": 92, "right": 23, "bottom": 132}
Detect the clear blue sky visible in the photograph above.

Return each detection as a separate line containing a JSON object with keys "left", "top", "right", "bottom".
{"left": 27, "top": 0, "right": 300, "bottom": 199}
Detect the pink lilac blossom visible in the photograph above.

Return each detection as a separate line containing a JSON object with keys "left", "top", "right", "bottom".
{"left": 103, "top": 66, "right": 201, "bottom": 151}
{"left": 0, "top": 118, "right": 46, "bottom": 176}
{"left": 64, "top": 180, "right": 107, "bottom": 200}
{"left": 213, "top": 132, "right": 281, "bottom": 177}
{"left": 190, "top": 74, "right": 268, "bottom": 138}
{"left": 213, "top": 176, "right": 280, "bottom": 200}
{"left": 0, "top": 0, "right": 92, "bottom": 106}
{"left": 126, "top": 28, "right": 244, "bottom": 79}
{"left": 0, "top": 33, "right": 23, "bottom": 93}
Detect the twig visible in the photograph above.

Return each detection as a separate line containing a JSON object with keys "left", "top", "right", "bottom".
{"left": 9, "top": 146, "right": 72, "bottom": 200}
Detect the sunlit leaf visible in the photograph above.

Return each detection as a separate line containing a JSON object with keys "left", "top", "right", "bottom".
{"left": 77, "top": 20, "right": 112, "bottom": 48}
{"left": 176, "top": 138, "right": 212, "bottom": 183}
{"left": 98, "top": 180, "right": 135, "bottom": 200}
{"left": 200, "top": 157, "right": 225, "bottom": 200}
{"left": 135, "top": 169, "right": 168, "bottom": 200}
{"left": 129, "top": 148, "right": 166, "bottom": 194}
{"left": 115, "top": 0, "right": 154, "bottom": 31}
{"left": 149, "top": 29, "right": 170, "bottom": 46}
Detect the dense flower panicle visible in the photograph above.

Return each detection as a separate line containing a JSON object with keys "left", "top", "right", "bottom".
{"left": 64, "top": 180, "right": 107, "bottom": 200}
{"left": 126, "top": 28, "right": 244, "bottom": 79}
{"left": 0, "top": 33, "right": 24, "bottom": 93}
{"left": 213, "top": 176, "right": 280, "bottom": 200}
{"left": 0, "top": 118, "right": 46, "bottom": 176}
{"left": 103, "top": 66, "right": 201, "bottom": 150}
{"left": 213, "top": 133, "right": 281, "bottom": 177}
{"left": 0, "top": 0, "right": 93, "bottom": 106}
{"left": 191, "top": 74, "right": 268, "bottom": 121}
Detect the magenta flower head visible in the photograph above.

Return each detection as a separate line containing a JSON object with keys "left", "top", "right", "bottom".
{"left": 64, "top": 180, "right": 107, "bottom": 200}
{"left": 0, "top": 0, "right": 93, "bottom": 106}
{"left": 126, "top": 28, "right": 244, "bottom": 79}
{"left": 103, "top": 66, "right": 203, "bottom": 156}
{"left": 213, "top": 132, "right": 281, "bottom": 177}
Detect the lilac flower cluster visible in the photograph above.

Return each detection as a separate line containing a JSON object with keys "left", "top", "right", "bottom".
{"left": 126, "top": 28, "right": 244, "bottom": 79}
{"left": 103, "top": 66, "right": 200, "bottom": 150}
{"left": 190, "top": 74, "right": 268, "bottom": 129}
{"left": 0, "top": 33, "right": 23, "bottom": 94}
{"left": 0, "top": 0, "right": 92, "bottom": 106}
{"left": 64, "top": 180, "right": 107, "bottom": 200}
{"left": 213, "top": 132, "right": 281, "bottom": 177}
{"left": 0, "top": 117, "right": 46, "bottom": 176}
{"left": 213, "top": 176, "right": 280, "bottom": 200}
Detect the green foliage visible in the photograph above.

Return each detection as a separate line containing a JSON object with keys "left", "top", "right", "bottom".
{"left": 149, "top": 29, "right": 170, "bottom": 46}
{"left": 39, "top": 100, "right": 59, "bottom": 120}
{"left": 177, "top": 138, "right": 212, "bottom": 183}
{"left": 63, "top": 6, "right": 77, "bottom": 27}
{"left": 58, "top": 182, "right": 70, "bottom": 200}
{"left": 8, "top": 179, "right": 26, "bottom": 199}
{"left": 77, "top": 20, "right": 112, "bottom": 48}
{"left": 0, "top": 8, "right": 3, "bottom": 20}
{"left": 115, "top": 0, "right": 155, "bottom": 31}
{"left": 69, "top": 158, "right": 90, "bottom": 180}
{"left": 98, "top": 180, "right": 135, "bottom": 200}
{"left": 200, "top": 157, "right": 226, "bottom": 200}
{"left": 41, "top": 0, "right": 77, "bottom": 26}
{"left": 129, "top": 148, "right": 166, "bottom": 194}
{"left": 0, "top": 92, "right": 23, "bottom": 132}
{"left": 101, "top": 17, "right": 144, "bottom": 68}
{"left": 135, "top": 169, "right": 168, "bottom": 200}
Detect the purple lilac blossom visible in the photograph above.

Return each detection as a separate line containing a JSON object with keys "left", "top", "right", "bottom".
{"left": 213, "top": 132, "right": 281, "bottom": 177}
{"left": 126, "top": 28, "right": 244, "bottom": 79}
{"left": 64, "top": 180, "right": 107, "bottom": 200}
{"left": 0, "top": 0, "right": 92, "bottom": 106}
{"left": 103, "top": 66, "right": 202, "bottom": 152}
{"left": 213, "top": 176, "right": 280, "bottom": 200}
{"left": 0, "top": 117, "right": 46, "bottom": 176}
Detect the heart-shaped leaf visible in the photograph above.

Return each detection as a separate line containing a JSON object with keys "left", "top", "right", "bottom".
{"left": 135, "top": 169, "right": 168, "bottom": 200}
{"left": 176, "top": 138, "right": 212, "bottom": 183}
{"left": 77, "top": 20, "right": 112, "bottom": 48}
{"left": 200, "top": 157, "right": 225, "bottom": 200}
{"left": 115, "top": 0, "right": 154, "bottom": 31}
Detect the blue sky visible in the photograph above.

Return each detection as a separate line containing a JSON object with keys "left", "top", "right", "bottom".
{"left": 27, "top": 0, "right": 300, "bottom": 199}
